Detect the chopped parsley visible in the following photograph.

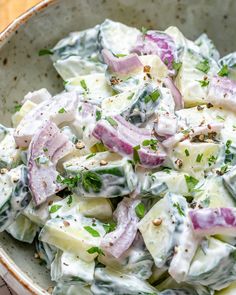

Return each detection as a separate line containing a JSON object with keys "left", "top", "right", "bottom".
{"left": 58, "top": 107, "right": 66, "bottom": 114}
{"left": 78, "top": 106, "right": 82, "bottom": 112}
{"left": 96, "top": 110, "right": 102, "bottom": 121}
{"left": 86, "top": 153, "right": 96, "bottom": 160}
{"left": 84, "top": 226, "right": 100, "bottom": 237}
{"left": 184, "top": 149, "right": 190, "bottom": 157}
{"left": 196, "top": 59, "right": 210, "bottom": 74}
{"left": 105, "top": 116, "right": 118, "bottom": 127}
{"left": 217, "top": 164, "right": 229, "bottom": 175}
{"left": 135, "top": 203, "right": 146, "bottom": 219}
{"left": 218, "top": 65, "right": 229, "bottom": 77}
{"left": 172, "top": 61, "right": 182, "bottom": 72}
{"left": 38, "top": 49, "right": 53, "bottom": 56}
{"left": 196, "top": 153, "right": 203, "bottom": 163}
{"left": 43, "top": 147, "right": 48, "bottom": 152}
{"left": 142, "top": 139, "right": 158, "bottom": 151}
{"left": 103, "top": 222, "right": 116, "bottom": 234}
{"left": 144, "top": 90, "right": 160, "bottom": 103}
{"left": 208, "top": 155, "right": 217, "bottom": 166}
{"left": 87, "top": 247, "right": 104, "bottom": 255}
{"left": 140, "top": 26, "right": 148, "bottom": 35}
{"left": 80, "top": 79, "right": 88, "bottom": 92}
{"left": 173, "top": 202, "right": 185, "bottom": 216}
{"left": 82, "top": 171, "right": 102, "bottom": 193}
{"left": 49, "top": 204, "right": 62, "bottom": 213}
{"left": 114, "top": 53, "right": 127, "bottom": 58}
{"left": 225, "top": 139, "right": 234, "bottom": 163}
{"left": 67, "top": 195, "right": 73, "bottom": 206}
{"left": 127, "top": 92, "right": 135, "bottom": 100}
{"left": 133, "top": 145, "right": 141, "bottom": 164}
{"left": 184, "top": 175, "right": 199, "bottom": 192}
{"left": 216, "top": 115, "right": 225, "bottom": 122}
{"left": 56, "top": 174, "right": 81, "bottom": 189}
{"left": 198, "top": 79, "right": 209, "bottom": 87}
{"left": 14, "top": 104, "right": 22, "bottom": 112}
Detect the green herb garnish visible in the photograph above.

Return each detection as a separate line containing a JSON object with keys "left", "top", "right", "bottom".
{"left": 144, "top": 90, "right": 160, "bottom": 103}
{"left": 196, "top": 59, "right": 210, "bottom": 73}
{"left": 184, "top": 149, "right": 190, "bottom": 157}
{"left": 82, "top": 171, "right": 102, "bottom": 193}
{"left": 198, "top": 79, "right": 209, "bottom": 87}
{"left": 105, "top": 116, "right": 118, "bottom": 127}
{"left": 96, "top": 110, "right": 102, "bottom": 121}
{"left": 184, "top": 175, "right": 199, "bottom": 192}
{"left": 127, "top": 93, "right": 135, "bottom": 100}
{"left": 103, "top": 222, "right": 116, "bottom": 234}
{"left": 140, "top": 26, "right": 148, "bottom": 35}
{"left": 84, "top": 226, "right": 100, "bottom": 237}
{"left": 196, "top": 153, "right": 203, "bottom": 163}
{"left": 14, "top": 104, "right": 22, "bottom": 112}
{"left": 87, "top": 247, "right": 104, "bottom": 255}
{"left": 208, "top": 155, "right": 217, "bottom": 166}
{"left": 86, "top": 153, "right": 96, "bottom": 160}
{"left": 49, "top": 205, "right": 62, "bottom": 213}
{"left": 58, "top": 108, "right": 66, "bottom": 114}
{"left": 67, "top": 195, "right": 73, "bottom": 206}
{"left": 135, "top": 203, "right": 146, "bottom": 219}
{"left": 218, "top": 65, "right": 229, "bottom": 77}
{"left": 38, "top": 49, "right": 53, "bottom": 56}
{"left": 133, "top": 145, "right": 141, "bottom": 164}
{"left": 80, "top": 79, "right": 88, "bottom": 92}
{"left": 115, "top": 53, "right": 127, "bottom": 58}
{"left": 173, "top": 202, "right": 185, "bottom": 216}
{"left": 172, "top": 61, "right": 182, "bottom": 72}
{"left": 142, "top": 139, "right": 158, "bottom": 150}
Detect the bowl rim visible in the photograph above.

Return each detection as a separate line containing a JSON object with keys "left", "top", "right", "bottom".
{"left": 0, "top": 2, "right": 57, "bottom": 293}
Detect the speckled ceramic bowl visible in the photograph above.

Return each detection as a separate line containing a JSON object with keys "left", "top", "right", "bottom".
{"left": 1, "top": 0, "right": 236, "bottom": 294}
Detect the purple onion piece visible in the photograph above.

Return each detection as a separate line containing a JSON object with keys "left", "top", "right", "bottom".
{"left": 102, "top": 49, "right": 143, "bottom": 74}
{"left": 28, "top": 121, "right": 74, "bottom": 205}
{"left": 164, "top": 77, "right": 184, "bottom": 110}
{"left": 189, "top": 208, "right": 236, "bottom": 236}
{"left": 101, "top": 198, "right": 140, "bottom": 258}
{"left": 92, "top": 115, "right": 166, "bottom": 168}
{"left": 132, "top": 31, "right": 177, "bottom": 69}
{"left": 207, "top": 76, "right": 236, "bottom": 111}
{"left": 14, "top": 92, "right": 79, "bottom": 148}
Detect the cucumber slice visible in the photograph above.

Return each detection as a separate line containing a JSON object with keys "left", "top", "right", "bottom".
{"left": 175, "top": 49, "right": 219, "bottom": 107}
{"left": 52, "top": 25, "right": 100, "bottom": 62}
{"left": 187, "top": 237, "right": 236, "bottom": 290}
{"left": 138, "top": 193, "right": 188, "bottom": 267}
{"left": 141, "top": 170, "right": 190, "bottom": 198}
{"left": 54, "top": 56, "right": 106, "bottom": 80}
{"left": 6, "top": 214, "right": 39, "bottom": 243}
{"left": 0, "top": 125, "right": 21, "bottom": 169}
{"left": 12, "top": 100, "right": 37, "bottom": 127}
{"left": 51, "top": 250, "right": 95, "bottom": 283}
{"left": 48, "top": 195, "right": 112, "bottom": 221}
{"left": 195, "top": 33, "right": 220, "bottom": 61}
{"left": 35, "top": 239, "right": 57, "bottom": 269}
{"left": 195, "top": 176, "right": 235, "bottom": 208}
{"left": 91, "top": 266, "right": 158, "bottom": 295}
{"left": 53, "top": 283, "right": 92, "bottom": 295}
{"left": 169, "top": 140, "right": 222, "bottom": 179}
{"left": 63, "top": 151, "right": 137, "bottom": 198}
{"left": 65, "top": 73, "right": 113, "bottom": 103}
{"left": 0, "top": 165, "right": 31, "bottom": 231}
{"left": 99, "top": 19, "right": 141, "bottom": 55}
{"left": 102, "top": 84, "right": 161, "bottom": 126}
{"left": 39, "top": 215, "right": 106, "bottom": 262}
{"left": 23, "top": 195, "right": 61, "bottom": 226}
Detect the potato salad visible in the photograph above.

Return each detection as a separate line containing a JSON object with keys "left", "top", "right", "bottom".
{"left": 2, "top": 19, "right": 236, "bottom": 294}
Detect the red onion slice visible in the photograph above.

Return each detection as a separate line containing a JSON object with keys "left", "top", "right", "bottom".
{"left": 28, "top": 121, "right": 74, "bottom": 205}
{"left": 102, "top": 49, "right": 143, "bottom": 74}
{"left": 164, "top": 77, "right": 184, "bottom": 110}
{"left": 189, "top": 208, "right": 236, "bottom": 237}
{"left": 101, "top": 198, "right": 140, "bottom": 258}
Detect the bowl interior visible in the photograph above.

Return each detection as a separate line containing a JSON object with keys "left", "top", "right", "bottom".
{"left": 0, "top": 0, "right": 236, "bottom": 292}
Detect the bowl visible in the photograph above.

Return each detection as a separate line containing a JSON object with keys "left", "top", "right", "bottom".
{"left": 0, "top": 0, "right": 236, "bottom": 294}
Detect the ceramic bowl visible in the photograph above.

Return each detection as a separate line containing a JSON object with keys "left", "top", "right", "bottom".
{"left": 1, "top": 0, "right": 236, "bottom": 294}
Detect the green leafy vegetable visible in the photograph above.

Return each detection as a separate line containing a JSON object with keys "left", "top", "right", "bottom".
{"left": 196, "top": 153, "right": 203, "bottom": 163}
{"left": 140, "top": 26, "right": 148, "bottom": 35}
{"left": 96, "top": 110, "right": 102, "bottom": 121}
{"left": 208, "top": 155, "right": 217, "bottom": 166}
{"left": 184, "top": 149, "right": 190, "bottom": 157}
{"left": 135, "top": 203, "right": 145, "bottom": 219}
{"left": 49, "top": 205, "right": 62, "bottom": 213}
{"left": 84, "top": 226, "right": 100, "bottom": 237}
{"left": 14, "top": 104, "right": 22, "bottom": 112}
{"left": 196, "top": 59, "right": 210, "bottom": 74}
{"left": 184, "top": 175, "right": 199, "bottom": 192}
{"left": 87, "top": 247, "right": 104, "bottom": 255}
{"left": 172, "top": 61, "right": 182, "bottom": 72}
{"left": 38, "top": 49, "right": 53, "bottom": 56}
{"left": 80, "top": 79, "right": 88, "bottom": 92}
{"left": 82, "top": 171, "right": 102, "bottom": 193}
{"left": 173, "top": 202, "right": 185, "bottom": 216}
{"left": 56, "top": 174, "right": 81, "bottom": 189}
{"left": 198, "top": 79, "right": 209, "bottom": 87}
{"left": 133, "top": 145, "right": 141, "bottom": 164}
{"left": 218, "top": 65, "right": 229, "bottom": 77}
{"left": 142, "top": 139, "right": 158, "bottom": 150}
{"left": 105, "top": 116, "right": 118, "bottom": 127}
{"left": 103, "top": 222, "right": 116, "bottom": 234}
{"left": 67, "top": 195, "right": 73, "bottom": 206}
{"left": 58, "top": 108, "right": 66, "bottom": 114}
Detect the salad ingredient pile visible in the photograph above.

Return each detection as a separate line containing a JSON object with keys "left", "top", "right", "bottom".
{"left": 2, "top": 19, "right": 236, "bottom": 294}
